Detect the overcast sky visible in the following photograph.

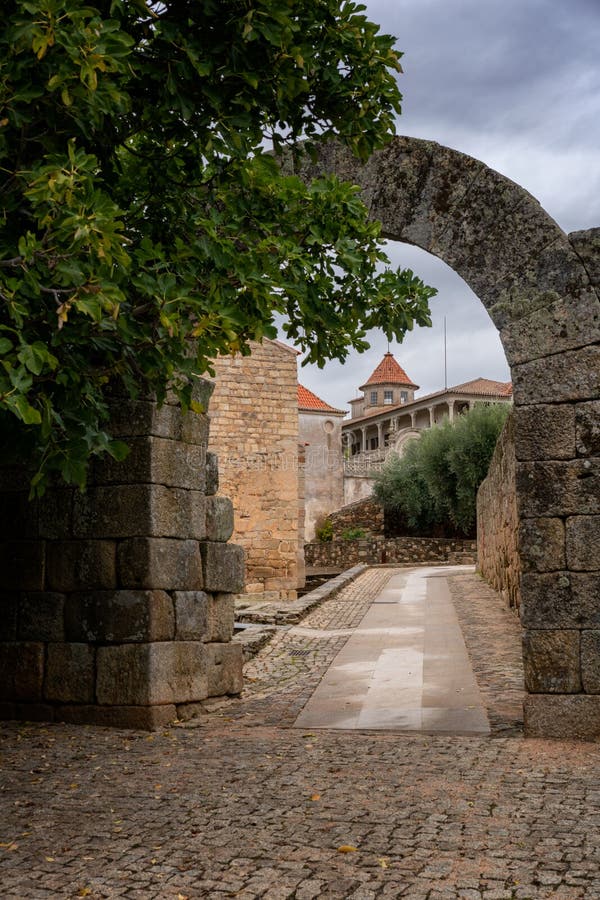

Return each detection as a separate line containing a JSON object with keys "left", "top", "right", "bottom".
{"left": 294, "top": 0, "right": 600, "bottom": 412}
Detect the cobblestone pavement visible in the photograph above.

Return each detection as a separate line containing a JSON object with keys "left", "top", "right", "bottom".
{"left": 2, "top": 567, "right": 600, "bottom": 899}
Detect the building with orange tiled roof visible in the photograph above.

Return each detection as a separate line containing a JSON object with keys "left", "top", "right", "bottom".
{"left": 298, "top": 383, "right": 345, "bottom": 415}
{"left": 298, "top": 383, "right": 346, "bottom": 541}
{"left": 341, "top": 351, "right": 513, "bottom": 505}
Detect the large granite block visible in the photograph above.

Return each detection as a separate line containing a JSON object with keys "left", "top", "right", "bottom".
{"left": 581, "top": 631, "right": 600, "bottom": 693}
{"left": 173, "top": 591, "right": 209, "bottom": 641}
{"left": 207, "top": 593, "right": 236, "bottom": 642}
{"left": 72, "top": 485, "right": 207, "bottom": 539}
{"left": 512, "top": 345, "right": 600, "bottom": 405}
{"left": 65, "top": 590, "right": 174, "bottom": 642}
{"left": 522, "top": 629, "right": 581, "bottom": 693}
{"left": 46, "top": 540, "right": 117, "bottom": 592}
{"left": 516, "top": 460, "right": 600, "bottom": 517}
{"left": 45, "top": 643, "right": 95, "bottom": 703}
{"left": 0, "top": 593, "right": 19, "bottom": 641}
{"left": 200, "top": 543, "right": 245, "bottom": 593}
{"left": 93, "top": 436, "right": 206, "bottom": 491}
{"left": 205, "top": 643, "right": 243, "bottom": 696}
{"left": 206, "top": 496, "right": 234, "bottom": 543}
{"left": 38, "top": 488, "right": 74, "bottom": 539}
{"left": 566, "top": 516, "right": 600, "bottom": 570}
{"left": 519, "top": 518, "right": 565, "bottom": 572}
{"left": 205, "top": 452, "right": 219, "bottom": 496}
{"left": 19, "top": 592, "right": 65, "bottom": 641}
{"left": 521, "top": 571, "right": 600, "bottom": 629}
{"left": 513, "top": 404, "right": 576, "bottom": 461}
{"left": 118, "top": 538, "right": 202, "bottom": 590}
{"left": 524, "top": 694, "right": 600, "bottom": 740}
{"left": 96, "top": 642, "right": 208, "bottom": 705}
{"left": 576, "top": 400, "right": 600, "bottom": 457}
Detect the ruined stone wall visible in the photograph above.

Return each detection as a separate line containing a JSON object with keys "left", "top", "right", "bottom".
{"left": 209, "top": 340, "right": 301, "bottom": 600}
{"left": 0, "top": 385, "right": 244, "bottom": 729}
{"left": 305, "top": 536, "right": 476, "bottom": 570}
{"left": 328, "top": 497, "right": 384, "bottom": 538}
{"left": 477, "top": 412, "right": 521, "bottom": 611}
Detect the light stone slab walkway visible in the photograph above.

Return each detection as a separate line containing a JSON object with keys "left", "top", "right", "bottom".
{"left": 294, "top": 566, "right": 490, "bottom": 735}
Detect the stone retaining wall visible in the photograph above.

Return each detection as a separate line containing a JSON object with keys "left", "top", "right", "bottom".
{"left": 477, "top": 412, "right": 521, "bottom": 611}
{"left": 328, "top": 497, "right": 384, "bottom": 539}
{"left": 0, "top": 382, "right": 244, "bottom": 729}
{"left": 305, "top": 536, "right": 477, "bottom": 570}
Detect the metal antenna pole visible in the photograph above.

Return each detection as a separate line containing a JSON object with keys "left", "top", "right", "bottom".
{"left": 444, "top": 316, "right": 447, "bottom": 390}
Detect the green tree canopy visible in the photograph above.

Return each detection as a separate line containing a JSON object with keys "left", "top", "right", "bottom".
{"left": 1, "top": 0, "right": 436, "bottom": 493}
{"left": 373, "top": 404, "right": 511, "bottom": 537}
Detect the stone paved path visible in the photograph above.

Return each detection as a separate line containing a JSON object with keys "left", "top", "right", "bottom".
{"left": 2, "top": 567, "right": 600, "bottom": 898}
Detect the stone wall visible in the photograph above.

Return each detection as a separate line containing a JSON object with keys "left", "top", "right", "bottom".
{"left": 477, "top": 412, "right": 521, "bottom": 611}
{"left": 299, "top": 409, "right": 344, "bottom": 541}
{"left": 328, "top": 497, "right": 384, "bottom": 539}
{"left": 209, "top": 340, "right": 302, "bottom": 600}
{"left": 305, "top": 536, "right": 477, "bottom": 570}
{"left": 0, "top": 384, "right": 244, "bottom": 729}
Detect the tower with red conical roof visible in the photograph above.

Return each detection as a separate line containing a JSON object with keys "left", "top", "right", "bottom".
{"left": 349, "top": 352, "right": 419, "bottom": 418}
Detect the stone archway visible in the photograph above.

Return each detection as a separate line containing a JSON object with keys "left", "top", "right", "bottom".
{"left": 301, "top": 136, "right": 600, "bottom": 739}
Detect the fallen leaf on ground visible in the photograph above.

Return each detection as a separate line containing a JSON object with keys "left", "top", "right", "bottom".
{"left": 337, "top": 845, "right": 358, "bottom": 853}
{"left": 378, "top": 857, "right": 389, "bottom": 868}
{"left": 310, "top": 794, "right": 321, "bottom": 801}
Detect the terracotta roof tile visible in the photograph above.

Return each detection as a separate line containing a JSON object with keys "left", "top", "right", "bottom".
{"left": 361, "top": 353, "right": 418, "bottom": 388}
{"left": 298, "top": 384, "right": 345, "bottom": 414}
{"left": 450, "top": 378, "right": 513, "bottom": 397}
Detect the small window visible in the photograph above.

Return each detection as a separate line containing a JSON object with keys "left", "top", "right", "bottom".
{"left": 400, "top": 391, "right": 408, "bottom": 403}
{"left": 370, "top": 436, "right": 378, "bottom": 450}
{"left": 370, "top": 390, "right": 378, "bottom": 405}
{"left": 383, "top": 390, "right": 393, "bottom": 404}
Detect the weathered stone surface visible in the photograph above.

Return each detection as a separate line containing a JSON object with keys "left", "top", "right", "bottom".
{"left": 207, "top": 593, "right": 236, "bottom": 642}
{"left": 476, "top": 413, "right": 521, "bottom": 610}
{"left": 45, "top": 643, "right": 95, "bottom": 703}
{"left": 200, "top": 542, "right": 245, "bottom": 593}
{"left": 500, "top": 289, "right": 600, "bottom": 366}
{"left": 57, "top": 704, "right": 177, "bottom": 730}
{"left": 516, "top": 460, "right": 600, "bottom": 517}
{"left": 73, "top": 484, "right": 207, "bottom": 539}
{"left": 521, "top": 571, "right": 600, "bottom": 629}
{"left": 581, "top": 630, "right": 600, "bottom": 693}
{"left": 205, "top": 643, "right": 243, "bottom": 697}
{"left": 46, "top": 540, "right": 117, "bottom": 592}
{"left": 118, "top": 538, "right": 202, "bottom": 590}
{"left": 576, "top": 401, "right": 600, "bottom": 457}
{"left": 0, "top": 542, "right": 45, "bottom": 591}
{"left": 93, "top": 436, "right": 206, "bottom": 491}
{"left": 0, "top": 593, "right": 19, "bottom": 640}
{"left": 569, "top": 227, "right": 600, "bottom": 290}
{"left": 65, "top": 590, "right": 174, "bottom": 642}
{"left": 173, "top": 591, "right": 209, "bottom": 641}
{"left": 512, "top": 345, "right": 600, "bottom": 405}
{"left": 38, "top": 488, "right": 74, "bottom": 539}
{"left": 514, "top": 404, "right": 576, "bottom": 461}
{"left": 96, "top": 642, "right": 208, "bottom": 705}
{"left": 566, "top": 515, "right": 600, "bottom": 570}
{"left": 181, "top": 411, "right": 210, "bottom": 447}
{"left": 519, "top": 518, "right": 565, "bottom": 572}
{"left": 522, "top": 629, "right": 581, "bottom": 693}
{"left": 205, "top": 452, "right": 219, "bottom": 496}
{"left": 524, "top": 694, "right": 600, "bottom": 740}
{"left": 108, "top": 399, "right": 181, "bottom": 439}
{"left": 0, "top": 642, "right": 44, "bottom": 701}
{"left": 206, "top": 496, "right": 234, "bottom": 543}
{"left": 19, "top": 592, "right": 65, "bottom": 641}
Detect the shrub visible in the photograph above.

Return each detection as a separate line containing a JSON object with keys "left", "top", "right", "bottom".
{"left": 315, "top": 518, "right": 333, "bottom": 542}
{"left": 373, "top": 404, "right": 510, "bottom": 537}
{"left": 341, "top": 526, "right": 367, "bottom": 541}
